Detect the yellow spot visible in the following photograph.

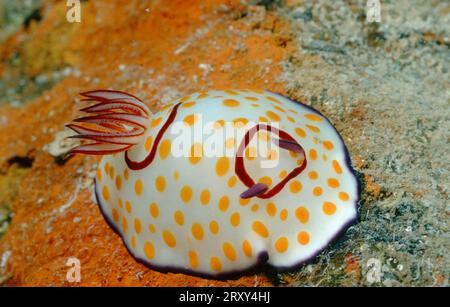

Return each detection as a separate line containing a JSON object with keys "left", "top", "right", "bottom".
{"left": 245, "top": 96, "right": 258, "bottom": 101}
{"left": 304, "top": 113, "right": 323, "bottom": 122}
{"left": 245, "top": 146, "right": 257, "bottom": 160}
{"left": 173, "top": 171, "right": 180, "bottom": 181}
{"left": 180, "top": 185, "right": 193, "bottom": 203}
{"left": 149, "top": 203, "right": 159, "bottom": 218}
{"left": 109, "top": 166, "right": 114, "bottom": 179}
{"left": 274, "top": 105, "right": 286, "bottom": 113}
{"left": 227, "top": 176, "right": 237, "bottom": 188}
{"left": 188, "top": 251, "right": 199, "bottom": 268}
{"left": 102, "top": 185, "right": 109, "bottom": 200}
{"left": 313, "top": 186, "right": 323, "bottom": 196}
{"left": 339, "top": 191, "right": 349, "bottom": 201}
{"left": 287, "top": 116, "right": 296, "bottom": 123}
{"left": 323, "top": 141, "right": 334, "bottom": 150}
{"left": 210, "top": 257, "right": 222, "bottom": 272}
{"left": 290, "top": 180, "right": 302, "bottom": 193}
{"left": 275, "top": 237, "right": 289, "bottom": 253}
{"left": 104, "top": 162, "right": 109, "bottom": 175}
{"left": 182, "top": 101, "right": 196, "bottom": 108}
{"left": 295, "top": 127, "right": 306, "bottom": 138}
{"left": 242, "top": 240, "right": 252, "bottom": 257}
{"left": 308, "top": 171, "right": 318, "bottom": 180}
{"left": 309, "top": 149, "right": 317, "bottom": 160}
{"left": 118, "top": 198, "right": 123, "bottom": 208}
{"left": 124, "top": 168, "right": 129, "bottom": 181}
{"left": 332, "top": 160, "right": 343, "bottom": 174}
{"left": 297, "top": 231, "right": 310, "bottom": 245}
{"left": 200, "top": 189, "right": 211, "bottom": 205}
{"left": 180, "top": 95, "right": 191, "bottom": 102}
{"left": 162, "top": 230, "right": 177, "bottom": 248}
{"left": 96, "top": 168, "right": 102, "bottom": 181}
{"left": 239, "top": 197, "right": 250, "bottom": 206}
{"left": 267, "top": 96, "right": 282, "bottom": 104}
{"left": 122, "top": 217, "right": 128, "bottom": 233}
{"left": 148, "top": 224, "right": 156, "bottom": 233}
{"left": 134, "top": 218, "right": 142, "bottom": 234}
{"left": 191, "top": 223, "right": 204, "bottom": 240}
{"left": 327, "top": 178, "right": 340, "bottom": 188}
{"left": 216, "top": 157, "right": 230, "bottom": 176}
{"left": 306, "top": 124, "right": 320, "bottom": 133}
{"left": 151, "top": 117, "right": 162, "bottom": 127}
{"left": 209, "top": 220, "right": 219, "bottom": 234}
{"left": 115, "top": 176, "right": 122, "bottom": 190}
{"left": 145, "top": 136, "right": 153, "bottom": 152}
{"left": 174, "top": 210, "right": 184, "bottom": 226}
{"left": 219, "top": 196, "right": 230, "bottom": 212}
{"left": 125, "top": 201, "right": 132, "bottom": 213}
{"left": 252, "top": 221, "right": 269, "bottom": 238}
{"left": 225, "top": 137, "right": 235, "bottom": 150}
{"left": 322, "top": 154, "right": 328, "bottom": 161}
{"left": 280, "top": 209, "right": 288, "bottom": 221}
{"left": 144, "top": 242, "right": 155, "bottom": 259}
{"left": 155, "top": 176, "right": 166, "bottom": 192}
{"left": 131, "top": 236, "right": 137, "bottom": 249}
{"left": 230, "top": 212, "right": 240, "bottom": 227}
{"left": 279, "top": 170, "right": 287, "bottom": 179}
{"left": 198, "top": 93, "right": 209, "bottom": 99}
{"left": 223, "top": 99, "right": 240, "bottom": 107}
{"left": 225, "top": 90, "right": 239, "bottom": 95}
{"left": 251, "top": 103, "right": 260, "bottom": 107}
{"left": 233, "top": 117, "right": 249, "bottom": 128}
{"left": 135, "top": 179, "right": 143, "bottom": 196}
{"left": 251, "top": 204, "right": 259, "bottom": 212}
{"left": 295, "top": 207, "right": 309, "bottom": 224}
{"left": 259, "top": 176, "right": 272, "bottom": 187}
{"left": 183, "top": 114, "right": 198, "bottom": 126}
{"left": 259, "top": 116, "right": 268, "bottom": 122}
{"left": 223, "top": 242, "right": 237, "bottom": 261}
{"left": 323, "top": 202, "right": 337, "bottom": 215}
{"left": 159, "top": 139, "right": 171, "bottom": 160}
{"left": 112, "top": 208, "right": 119, "bottom": 222}
{"left": 266, "top": 110, "right": 281, "bottom": 121}
{"left": 266, "top": 202, "right": 277, "bottom": 217}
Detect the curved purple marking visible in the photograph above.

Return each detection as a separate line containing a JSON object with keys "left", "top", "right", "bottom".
{"left": 240, "top": 183, "right": 269, "bottom": 199}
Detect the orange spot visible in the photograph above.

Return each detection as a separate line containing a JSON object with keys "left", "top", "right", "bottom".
{"left": 121, "top": 217, "right": 128, "bottom": 233}
{"left": 180, "top": 95, "right": 191, "bottom": 103}
{"left": 149, "top": 203, "right": 159, "bottom": 218}
{"left": 134, "top": 218, "right": 142, "bottom": 234}
{"left": 174, "top": 210, "right": 184, "bottom": 226}
{"left": 148, "top": 224, "right": 155, "bottom": 233}
{"left": 225, "top": 90, "right": 239, "bottom": 95}
{"left": 309, "top": 149, "right": 317, "bottom": 160}
{"left": 189, "top": 143, "right": 203, "bottom": 164}
{"left": 96, "top": 168, "right": 102, "bottom": 181}
{"left": 173, "top": 171, "right": 180, "bottom": 181}
{"left": 223, "top": 99, "right": 240, "bottom": 107}
{"left": 275, "top": 237, "right": 289, "bottom": 253}
{"left": 115, "top": 176, "right": 122, "bottom": 190}
{"left": 274, "top": 105, "right": 286, "bottom": 113}
{"left": 266, "top": 110, "right": 281, "bottom": 121}
{"left": 279, "top": 170, "right": 287, "bottom": 179}
{"left": 308, "top": 171, "right": 318, "bottom": 180}
{"left": 159, "top": 139, "right": 171, "bottom": 160}
{"left": 219, "top": 196, "right": 230, "bottom": 212}
{"left": 118, "top": 198, "right": 123, "bottom": 208}
{"left": 223, "top": 242, "right": 237, "bottom": 261}
{"left": 230, "top": 212, "right": 240, "bottom": 227}
{"left": 216, "top": 157, "right": 230, "bottom": 176}
{"left": 209, "top": 221, "right": 219, "bottom": 234}
{"left": 295, "top": 127, "right": 306, "bottom": 138}
{"left": 306, "top": 124, "right": 320, "bottom": 133}
{"left": 251, "top": 204, "right": 259, "bottom": 212}
{"left": 280, "top": 209, "right": 288, "bottom": 221}
{"left": 180, "top": 186, "right": 193, "bottom": 203}
{"left": 332, "top": 160, "right": 343, "bottom": 174}
{"left": 304, "top": 113, "right": 322, "bottom": 122}
{"left": 112, "top": 208, "right": 119, "bottom": 222}
{"left": 151, "top": 117, "right": 162, "bottom": 127}
{"left": 183, "top": 114, "right": 198, "bottom": 126}
{"left": 162, "top": 230, "right": 177, "bottom": 248}
{"left": 155, "top": 176, "right": 166, "bottom": 192}
{"left": 104, "top": 162, "right": 109, "bottom": 175}
{"left": 182, "top": 101, "right": 196, "bottom": 108}
{"left": 145, "top": 136, "right": 153, "bottom": 152}
{"left": 287, "top": 116, "right": 296, "bottom": 123}
{"left": 339, "top": 191, "right": 349, "bottom": 201}
{"left": 297, "top": 231, "right": 310, "bottom": 245}
{"left": 245, "top": 146, "right": 257, "bottom": 160}
{"left": 245, "top": 96, "right": 258, "bottom": 101}
{"left": 225, "top": 137, "right": 235, "bottom": 149}
{"left": 252, "top": 221, "right": 269, "bottom": 238}
{"left": 267, "top": 96, "right": 281, "bottom": 104}
{"left": 259, "top": 176, "right": 273, "bottom": 187}
{"left": 295, "top": 207, "right": 309, "bottom": 224}
{"left": 191, "top": 223, "right": 204, "bottom": 240}
{"left": 200, "top": 189, "right": 211, "bottom": 205}
{"left": 239, "top": 197, "right": 250, "bottom": 206}
{"left": 290, "top": 180, "right": 302, "bottom": 193}
{"left": 188, "top": 251, "right": 199, "bottom": 268}
{"left": 266, "top": 203, "right": 277, "bottom": 217}
{"left": 242, "top": 240, "right": 253, "bottom": 257}
{"left": 198, "top": 93, "right": 209, "bottom": 99}
{"left": 227, "top": 176, "right": 237, "bottom": 188}
{"left": 258, "top": 131, "right": 270, "bottom": 142}
{"left": 131, "top": 236, "right": 137, "bottom": 249}
{"left": 124, "top": 168, "right": 129, "bottom": 181}
{"left": 213, "top": 119, "right": 225, "bottom": 129}
{"left": 144, "top": 242, "right": 155, "bottom": 259}
{"left": 125, "top": 201, "right": 132, "bottom": 213}
{"left": 313, "top": 186, "right": 323, "bottom": 196}
{"left": 210, "top": 257, "right": 222, "bottom": 272}
{"left": 233, "top": 117, "right": 249, "bottom": 127}
{"left": 102, "top": 185, "right": 109, "bottom": 200}
{"left": 323, "top": 141, "right": 334, "bottom": 150}
{"left": 323, "top": 202, "right": 337, "bottom": 215}
{"left": 327, "top": 178, "right": 340, "bottom": 188}
{"left": 135, "top": 179, "right": 143, "bottom": 196}
{"left": 259, "top": 116, "right": 268, "bottom": 122}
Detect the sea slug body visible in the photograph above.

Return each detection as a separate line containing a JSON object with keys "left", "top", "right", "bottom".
{"left": 67, "top": 89, "right": 360, "bottom": 277}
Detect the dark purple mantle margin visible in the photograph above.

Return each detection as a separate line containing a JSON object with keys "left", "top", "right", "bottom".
{"left": 92, "top": 91, "right": 361, "bottom": 280}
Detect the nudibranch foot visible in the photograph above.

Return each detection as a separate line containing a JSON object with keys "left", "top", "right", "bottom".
{"left": 68, "top": 89, "right": 360, "bottom": 278}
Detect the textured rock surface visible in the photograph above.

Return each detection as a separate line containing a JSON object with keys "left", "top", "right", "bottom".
{"left": 0, "top": 0, "right": 448, "bottom": 286}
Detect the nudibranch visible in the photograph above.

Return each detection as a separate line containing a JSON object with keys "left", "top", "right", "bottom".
{"left": 67, "top": 89, "right": 360, "bottom": 277}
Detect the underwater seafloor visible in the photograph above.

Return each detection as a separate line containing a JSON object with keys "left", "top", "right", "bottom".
{"left": 0, "top": 0, "right": 448, "bottom": 286}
